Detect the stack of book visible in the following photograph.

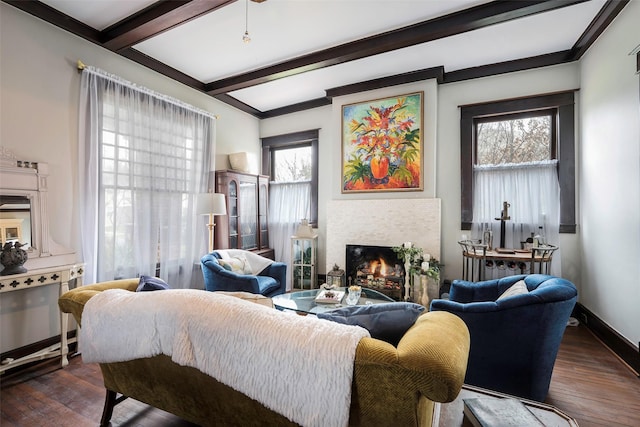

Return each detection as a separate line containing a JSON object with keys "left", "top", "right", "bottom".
{"left": 463, "top": 397, "right": 545, "bottom": 426}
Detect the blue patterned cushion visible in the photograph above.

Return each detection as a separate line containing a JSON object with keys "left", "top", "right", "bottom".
{"left": 317, "top": 302, "right": 425, "bottom": 346}
{"left": 136, "top": 275, "right": 171, "bottom": 292}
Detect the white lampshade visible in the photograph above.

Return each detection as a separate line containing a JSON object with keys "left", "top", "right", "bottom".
{"left": 197, "top": 193, "right": 227, "bottom": 216}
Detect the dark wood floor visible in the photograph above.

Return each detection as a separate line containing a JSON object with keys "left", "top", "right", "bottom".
{"left": 1, "top": 324, "right": 639, "bottom": 426}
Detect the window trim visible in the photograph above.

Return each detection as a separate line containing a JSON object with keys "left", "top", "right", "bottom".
{"left": 460, "top": 91, "right": 576, "bottom": 233}
{"left": 261, "top": 129, "right": 319, "bottom": 226}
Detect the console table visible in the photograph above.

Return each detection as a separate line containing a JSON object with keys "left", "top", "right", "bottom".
{"left": 0, "top": 263, "right": 84, "bottom": 374}
{"left": 459, "top": 240, "right": 558, "bottom": 281}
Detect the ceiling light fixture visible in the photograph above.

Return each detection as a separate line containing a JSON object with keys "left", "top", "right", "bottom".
{"left": 242, "top": 0, "right": 251, "bottom": 43}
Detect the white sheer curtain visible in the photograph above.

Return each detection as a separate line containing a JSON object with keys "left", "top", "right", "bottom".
{"left": 471, "top": 160, "right": 561, "bottom": 277}
{"left": 78, "top": 66, "right": 214, "bottom": 287}
{"left": 269, "top": 181, "right": 310, "bottom": 290}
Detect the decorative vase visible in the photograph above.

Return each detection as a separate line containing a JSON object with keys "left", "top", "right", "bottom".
{"left": 370, "top": 155, "right": 390, "bottom": 179}
{"left": 426, "top": 276, "right": 440, "bottom": 302}
{"left": 0, "top": 242, "right": 28, "bottom": 275}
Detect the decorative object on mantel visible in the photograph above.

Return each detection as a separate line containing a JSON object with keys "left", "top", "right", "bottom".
{"left": 415, "top": 255, "right": 442, "bottom": 308}
{"left": 0, "top": 241, "right": 28, "bottom": 275}
{"left": 392, "top": 242, "right": 423, "bottom": 301}
{"left": 327, "top": 263, "right": 345, "bottom": 288}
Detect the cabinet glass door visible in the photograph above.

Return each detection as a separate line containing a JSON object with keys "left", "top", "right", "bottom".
{"left": 239, "top": 181, "right": 257, "bottom": 250}
{"left": 259, "top": 182, "right": 269, "bottom": 248}
{"left": 228, "top": 181, "right": 238, "bottom": 249}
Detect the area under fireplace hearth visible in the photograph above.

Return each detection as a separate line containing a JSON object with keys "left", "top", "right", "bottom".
{"left": 345, "top": 244, "right": 405, "bottom": 301}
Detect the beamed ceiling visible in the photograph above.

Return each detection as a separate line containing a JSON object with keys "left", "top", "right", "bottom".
{"left": 3, "top": 0, "right": 630, "bottom": 118}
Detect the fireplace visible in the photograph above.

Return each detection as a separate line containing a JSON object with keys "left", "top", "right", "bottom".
{"left": 345, "top": 245, "right": 405, "bottom": 301}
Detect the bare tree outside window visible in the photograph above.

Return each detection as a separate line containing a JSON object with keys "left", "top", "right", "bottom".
{"left": 476, "top": 115, "right": 552, "bottom": 165}
{"left": 274, "top": 146, "right": 312, "bottom": 182}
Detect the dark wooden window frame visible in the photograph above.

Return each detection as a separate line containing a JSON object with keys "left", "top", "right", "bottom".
{"left": 460, "top": 91, "right": 576, "bottom": 233}
{"left": 261, "top": 129, "right": 319, "bottom": 227}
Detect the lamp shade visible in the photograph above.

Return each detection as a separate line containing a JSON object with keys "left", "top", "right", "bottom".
{"left": 197, "top": 193, "right": 227, "bottom": 216}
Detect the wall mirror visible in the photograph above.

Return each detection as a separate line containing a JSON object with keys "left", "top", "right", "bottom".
{"left": 0, "top": 195, "right": 33, "bottom": 248}
{"left": 0, "top": 147, "right": 74, "bottom": 271}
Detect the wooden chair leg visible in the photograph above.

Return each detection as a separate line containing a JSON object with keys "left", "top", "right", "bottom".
{"left": 100, "top": 389, "right": 117, "bottom": 426}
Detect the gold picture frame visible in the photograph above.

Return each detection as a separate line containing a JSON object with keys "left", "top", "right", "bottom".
{"left": 341, "top": 92, "right": 424, "bottom": 193}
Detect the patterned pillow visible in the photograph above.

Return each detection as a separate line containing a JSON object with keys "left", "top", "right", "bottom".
{"left": 136, "top": 275, "right": 171, "bottom": 292}
{"left": 317, "top": 302, "right": 425, "bottom": 346}
{"left": 218, "top": 255, "right": 252, "bottom": 274}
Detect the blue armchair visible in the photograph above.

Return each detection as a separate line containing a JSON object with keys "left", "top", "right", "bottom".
{"left": 201, "top": 250, "right": 287, "bottom": 297}
{"left": 430, "top": 274, "right": 577, "bottom": 401}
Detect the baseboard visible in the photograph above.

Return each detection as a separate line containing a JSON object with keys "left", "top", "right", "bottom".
{"left": 573, "top": 303, "right": 640, "bottom": 376}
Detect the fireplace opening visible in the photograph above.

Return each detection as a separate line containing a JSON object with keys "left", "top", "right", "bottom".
{"left": 345, "top": 244, "right": 405, "bottom": 301}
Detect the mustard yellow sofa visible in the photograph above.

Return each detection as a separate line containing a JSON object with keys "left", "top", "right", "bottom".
{"left": 59, "top": 279, "right": 470, "bottom": 427}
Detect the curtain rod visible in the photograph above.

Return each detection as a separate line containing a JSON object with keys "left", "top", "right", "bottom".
{"left": 75, "top": 59, "right": 219, "bottom": 120}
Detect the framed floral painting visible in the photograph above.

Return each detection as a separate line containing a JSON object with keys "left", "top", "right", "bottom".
{"left": 341, "top": 92, "right": 423, "bottom": 193}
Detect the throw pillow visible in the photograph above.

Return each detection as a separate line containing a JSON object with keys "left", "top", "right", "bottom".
{"left": 219, "top": 255, "right": 253, "bottom": 274}
{"left": 136, "top": 275, "right": 171, "bottom": 292}
{"left": 317, "top": 302, "right": 425, "bottom": 346}
{"left": 497, "top": 279, "right": 529, "bottom": 300}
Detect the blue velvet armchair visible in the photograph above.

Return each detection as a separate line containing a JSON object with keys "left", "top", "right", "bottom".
{"left": 430, "top": 274, "right": 577, "bottom": 401}
{"left": 201, "top": 250, "right": 287, "bottom": 297}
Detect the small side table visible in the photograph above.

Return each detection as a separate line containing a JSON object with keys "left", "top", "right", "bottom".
{"left": 432, "top": 384, "right": 578, "bottom": 426}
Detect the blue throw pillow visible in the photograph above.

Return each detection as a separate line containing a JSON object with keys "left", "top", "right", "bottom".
{"left": 136, "top": 275, "right": 171, "bottom": 292}
{"left": 317, "top": 302, "right": 425, "bottom": 346}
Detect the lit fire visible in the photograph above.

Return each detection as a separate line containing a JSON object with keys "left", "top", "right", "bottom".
{"left": 368, "top": 259, "right": 389, "bottom": 277}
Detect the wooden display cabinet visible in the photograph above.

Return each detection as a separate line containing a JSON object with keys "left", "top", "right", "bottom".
{"left": 214, "top": 170, "right": 274, "bottom": 259}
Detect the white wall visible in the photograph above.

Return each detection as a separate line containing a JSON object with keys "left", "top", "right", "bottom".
{"left": 261, "top": 81, "right": 438, "bottom": 275}
{"left": 579, "top": 0, "right": 640, "bottom": 346}
{"left": 0, "top": 4, "right": 258, "bottom": 353}
{"left": 263, "top": 65, "right": 582, "bottom": 287}
{"left": 437, "top": 64, "right": 582, "bottom": 285}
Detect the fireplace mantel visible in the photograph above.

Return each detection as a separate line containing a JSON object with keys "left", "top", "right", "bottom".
{"left": 326, "top": 198, "right": 441, "bottom": 273}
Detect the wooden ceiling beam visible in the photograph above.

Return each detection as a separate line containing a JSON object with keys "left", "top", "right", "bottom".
{"left": 204, "top": 0, "right": 588, "bottom": 95}
{"left": 102, "top": 0, "right": 237, "bottom": 52}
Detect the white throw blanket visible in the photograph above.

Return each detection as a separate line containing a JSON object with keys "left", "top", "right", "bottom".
{"left": 80, "top": 289, "right": 370, "bottom": 427}
{"left": 216, "top": 249, "right": 273, "bottom": 274}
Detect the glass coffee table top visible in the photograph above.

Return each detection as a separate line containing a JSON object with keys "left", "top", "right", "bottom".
{"left": 272, "top": 287, "right": 395, "bottom": 315}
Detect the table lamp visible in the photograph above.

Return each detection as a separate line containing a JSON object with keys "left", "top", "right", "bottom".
{"left": 196, "top": 193, "right": 227, "bottom": 253}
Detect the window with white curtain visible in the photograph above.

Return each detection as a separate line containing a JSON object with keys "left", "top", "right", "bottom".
{"left": 460, "top": 93, "right": 577, "bottom": 277}
{"left": 472, "top": 111, "right": 559, "bottom": 252}
{"left": 460, "top": 91, "right": 576, "bottom": 235}
{"left": 79, "top": 66, "right": 214, "bottom": 286}
{"left": 261, "top": 130, "right": 318, "bottom": 289}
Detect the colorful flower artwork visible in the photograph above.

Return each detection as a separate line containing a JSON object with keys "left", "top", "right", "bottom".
{"left": 341, "top": 92, "right": 423, "bottom": 192}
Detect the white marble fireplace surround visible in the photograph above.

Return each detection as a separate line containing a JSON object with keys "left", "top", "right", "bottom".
{"left": 326, "top": 198, "right": 441, "bottom": 273}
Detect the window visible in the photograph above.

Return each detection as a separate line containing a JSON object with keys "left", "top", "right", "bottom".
{"left": 261, "top": 130, "right": 318, "bottom": 276}
{"left": 476, "top": 111, "right": 555, "bottom": 166}
{"left": 79, "top": 67, "right": 212, "bottom": 285}
{"left": 272, "top": 145, "right": 312, "bottom": 182}
{"left": 261, "top": 130, "right": 319, "bottom": 225}
{"left": 460, "top": 91, "right": 576, "bottom": 233}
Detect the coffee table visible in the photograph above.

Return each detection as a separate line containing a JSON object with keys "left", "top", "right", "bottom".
{"left": 272, "top": 287, "right": 395, "bottom": 315}
{"left": 433, "top": 384, "right": 578, "bottom": 426}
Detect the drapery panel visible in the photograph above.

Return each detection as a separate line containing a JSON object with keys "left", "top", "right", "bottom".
{"left": 268, "top": 181, "right": 311, "bottom": 290}
{"left": 471, "top": 160, "right": 561, "bottom": 277}
{"left": 79, "top": 66, "right": 214, "bottom": 286}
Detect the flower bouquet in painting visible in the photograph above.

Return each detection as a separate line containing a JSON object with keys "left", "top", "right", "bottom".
{"left": 342, "top": 92, "right": 423, "bottom": 192}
